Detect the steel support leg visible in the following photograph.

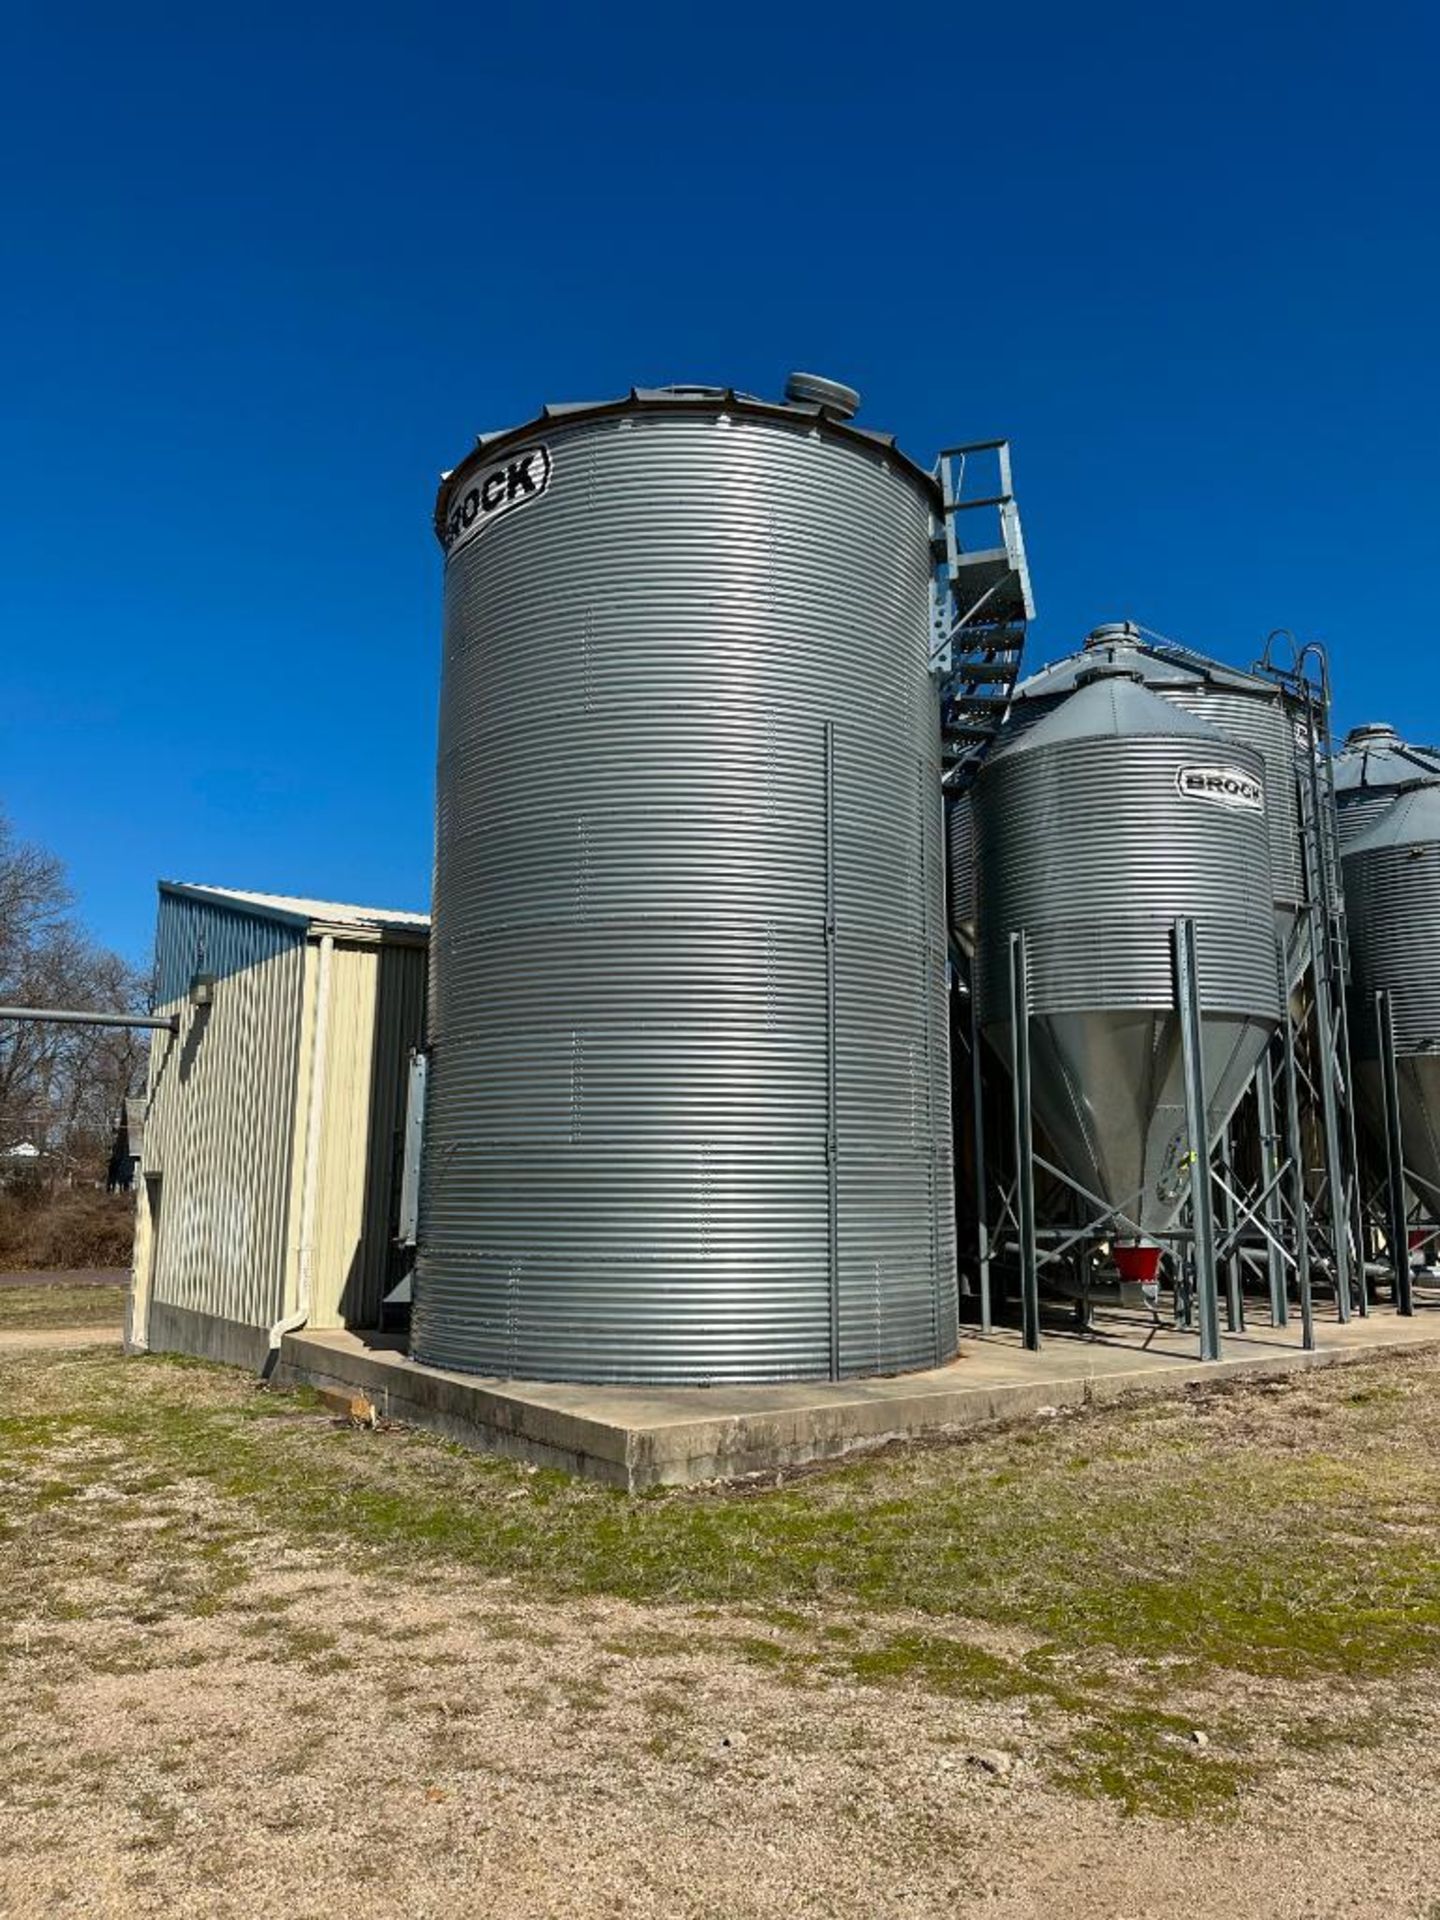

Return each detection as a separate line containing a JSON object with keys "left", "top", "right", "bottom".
{"left": 1009, "top": 931, "right": 1040, "bottom": 1352}
{"left": 1176, "top": 1254, "right": 1194, "bottom": 1330}
{"left": 1377, "top": 989, "right": 1415, "bottom": 1317}
{"left": 1073, "top": 1247, "right": 1092, "bottom": 1333}
{"left": 968, "top": 981, "right": 992, "bottom": 1334}
{"left": 823, "top": 721, "right": 841, "bottom": 1380}
{"left": 1335, "top": 986, "right": 1369, "bottom": 1316}
{"left": 1218, "top": 1124, "right": 1245, "bottom": 1333}
{"left": 1311, "top": 918, "right": 1354, "bottom": 1322}
{"left": 1175, "top": 918, "right": 1221, "bottom": 1362}
{"left": 1257, "top": 1053, "right": 1288, "bottom": 1325}
{"left": 1282, "top": 1011, "right": 1316, "bottom": 1351}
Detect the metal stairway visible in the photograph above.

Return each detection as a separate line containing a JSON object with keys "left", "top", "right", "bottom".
{"left": 932, "top": 440, "right": 1035, "bottom": 786}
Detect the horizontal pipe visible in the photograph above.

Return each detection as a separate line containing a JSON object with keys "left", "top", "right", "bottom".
{"left": 0, "top": 1005, "right": 179, "bottom": 1034}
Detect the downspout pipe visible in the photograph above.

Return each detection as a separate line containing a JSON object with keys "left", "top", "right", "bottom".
{"left": 264, "top": 932, "right": 334, "bottom": 1372}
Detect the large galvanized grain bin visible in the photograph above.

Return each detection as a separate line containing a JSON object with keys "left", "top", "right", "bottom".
{"left": 414, "top": 381, "right": 955, "bottom": 1384}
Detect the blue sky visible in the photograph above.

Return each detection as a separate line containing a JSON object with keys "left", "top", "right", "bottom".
{"left": 2, "top": 2, "right": 1435, "bottom": 963}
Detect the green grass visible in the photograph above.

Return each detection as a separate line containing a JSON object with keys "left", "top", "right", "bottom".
{"left": 5, "top": 1348, "right": 1440, "bottom": 1682}
{"left": 4, "top": 1343, "right": 1439, "bottom": 1820}
{"left": 1055, "top": 1710, "right": 1254, "bottom": 1819}
{"left": 0, "top": 1284, "right": 127, "bottom": 1330}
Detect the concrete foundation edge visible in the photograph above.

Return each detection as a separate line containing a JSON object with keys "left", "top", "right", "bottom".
{"left": 145, "top": 1300, "right": 273, "bottom": 1373}
{"left": 272, "top": 1328, "right": 1440, "bottom": 1491}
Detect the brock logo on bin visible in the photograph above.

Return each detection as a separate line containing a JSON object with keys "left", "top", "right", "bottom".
{"left": 443, "top": 445, "right": 553, "bottom": 556}
{"left": 1174, "top": 763, "right": 1265, "bottom": 813}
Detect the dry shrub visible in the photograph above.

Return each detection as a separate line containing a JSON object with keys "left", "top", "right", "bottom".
{"left": 0, "top": 1184, "right": 135, "bottom": 1270}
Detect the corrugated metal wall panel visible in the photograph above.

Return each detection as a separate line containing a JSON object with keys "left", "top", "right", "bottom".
{"left": 946, "top": 790, "right": 977, "bottom": 944}
{"left": 1337, "top": 787, "right": 1408, "bottom": 851}
{"left": 1005, "top": 643, "right": 1306, "bottom": 924}
{"left": 975, "top": 735, "right": 1280, "bottom": 1020}
{"left": 1344, "top": 793, "right": 1440, "bottom": 1202}
{"left": 1153, "top": 687, "right": 1304, "bottom": 911}
{"left": 1344, "top": 843, "right": 1440, "bottom": 1060}
{"left": 142, "top": 893, "right": 306, "bottom": 1330}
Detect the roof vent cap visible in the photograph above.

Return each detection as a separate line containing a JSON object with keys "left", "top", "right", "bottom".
{"left": 1075, "top": 658, "right": 1145, "bottom": 688}
{"left": 784, "top": 371, "right": 861, "bottom": 420}
{"left": 1085, "top": 621, "right": 1143, "bottom": 650}
{"left": 651, "top": 384, "right": 731, "bottom": 401}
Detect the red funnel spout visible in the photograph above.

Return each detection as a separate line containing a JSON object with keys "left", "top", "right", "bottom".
{"left": 1114, "top": 1243, "right": 1162, "bottom": 1284}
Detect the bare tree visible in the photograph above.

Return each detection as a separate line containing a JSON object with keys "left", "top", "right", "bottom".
{"left": 0, "top": 812, "right": 148, "bottom": 1184}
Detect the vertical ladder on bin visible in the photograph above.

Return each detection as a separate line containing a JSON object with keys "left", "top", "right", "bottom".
{"left": 932, "top": 440, "right": 1035, "bottom": 788}
{"left": 1255, "top": 632, "right": 1365, "bottom": 1312}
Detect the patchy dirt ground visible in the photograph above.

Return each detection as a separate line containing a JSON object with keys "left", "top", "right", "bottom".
{"left": 3, "top": 1344, "right": 1440, "bottom": 1917}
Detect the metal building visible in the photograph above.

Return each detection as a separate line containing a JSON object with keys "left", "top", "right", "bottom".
{"left": 130, "top": 884, "right": 428, "bottom": 1369}
{"left": 415, "top": 378, "right": 971, "bottom": 1386}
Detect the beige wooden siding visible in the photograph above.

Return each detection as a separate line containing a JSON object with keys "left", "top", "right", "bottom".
{"left": 140, "top": 894, "right": 306, "bottom": 1330}
{"left": 309, "top": 938, "right": 427, "bottom": 1329}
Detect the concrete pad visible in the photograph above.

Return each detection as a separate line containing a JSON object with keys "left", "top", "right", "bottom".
{"left": 273, "top": 1302, "right": 1440, "bottom": 1490}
